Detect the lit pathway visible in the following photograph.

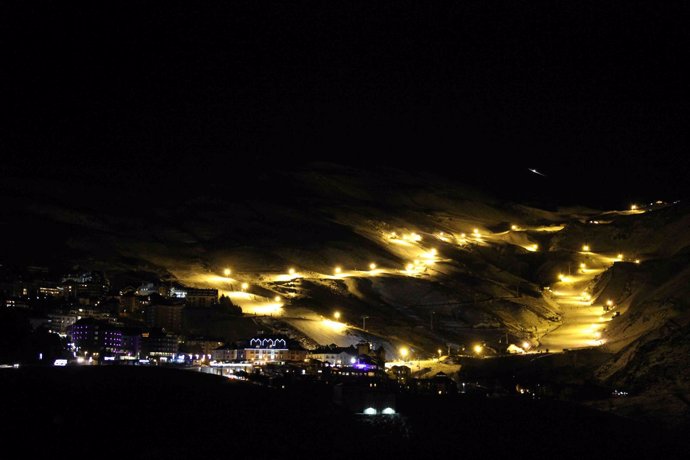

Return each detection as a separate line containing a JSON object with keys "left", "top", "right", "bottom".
{"left": 538, "top": 249, "right": 620, "bottom": 352}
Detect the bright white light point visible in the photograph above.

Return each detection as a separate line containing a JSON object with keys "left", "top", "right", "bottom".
{"left": 473, "top": 228, "right": 480, "bottom": 234}
{"left": 223, "top": 268, "right": 231, "bottom": 276}
{"left": 635, "top": 259, "right": 640, "bottom": 264}
{"left": 631, "top": 204, "right": 638, "bottom": 210}
{"left": 617, "top": 253, "right": 623, "bottom": 260}
{"left": 334, "top": 311, "right": 341, "bottom": 320}
{"left": 334, "top": 266, "right": 342, "bottom": 275}
{"left": 369, "top": 262, "right": 377, "bottom": 270}
{"left": 405, "top": 263, "right": 414, "bottom": 272}
{"left": 580, "top": 263, "right": 586, "bottom": 268}
{"left": 274, "top": 295, "right": 281, "bottom": 303}
{"left": 399, "top": 347, "right": 409, "bottom": 358}
{"left": 582, "top": 244, "right": 590, "bottom": 252}
{"left": 473, "top": 344, "right": 483, "bottom": 354}
{"left": 382, "top": 407, "right": 396, "bottom": 415}
{"left": 364, "top": 407, "right": 377, "bottom": 415}
{"left": 511, "top": 225, "right": 518, "bottom": 231}
{"left": 606, "top": 300, "right": 614, "bottom": 306}
{"left": 288, "top": 267, "right": 296, "bottom": 275}
{"left": 430, "top": 248, "right": 437, "bottom": 256}
{"left": 241, "top": 282, "right": 249, "bottom": 291}
{"left": 522, "top": 341, "right": 530, "bottom": 350}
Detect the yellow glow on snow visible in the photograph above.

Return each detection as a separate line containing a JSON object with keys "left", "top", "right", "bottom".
{"left": 322, "top": 319, "right": 347, "bottom": 332}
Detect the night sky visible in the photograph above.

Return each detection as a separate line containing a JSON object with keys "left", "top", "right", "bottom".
{"left": 3, "top": 1, "right": 690, "bottom": 207}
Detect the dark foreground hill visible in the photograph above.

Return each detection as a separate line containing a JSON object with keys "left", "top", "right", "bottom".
{"left": 0, "top": 366, "right": 686, "bottom": 459}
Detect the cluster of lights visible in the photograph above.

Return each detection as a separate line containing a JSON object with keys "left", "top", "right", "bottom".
{"left": 404, "top": 232, "right": 423, "bottom": 242}
{"left": 436, "top": 231, "right": 451, "bottom": 242}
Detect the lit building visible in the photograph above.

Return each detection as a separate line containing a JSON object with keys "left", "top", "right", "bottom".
{"left": 47, "top": 313, "right": 79, "bottom": 334}
{"left": 185, "top": 288, "right": 218, "bottom": 307}
{"left": 145, "top": 302, "right": 185, "bottom": 333}
{"left": 307, "top": 344, "right": 358, "bottom": 366}
{"left": 68, "top": 318, "right": 123, "bottom": 353}
{"left": 141, "top": 329, "right": 179, "bottom": 358}
{"left": 183, "top": 337, "right": 224, "bottom": 355}
{"left": 211, "top": 343, "right": 242, "bottom": 362}
{"left": 243, "top": 337, "right": 307, "bottom": 363}
{"left": 62, "top": 271, "right": 110, "bottom": 302}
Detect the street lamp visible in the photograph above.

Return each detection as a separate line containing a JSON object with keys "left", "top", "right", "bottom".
{"left": 223, "top": 268, "right": 231, "bottom": 277}
{"left": 334, "top": 266, "right": 342, "bottom": 275}
{"left": 334, "top": 311, "right": 341, "bottom": 320}
{"left": 473, "top": 344, "right": 483, "bottom": 355}
{"left": 241, "top": 282, "right": 249, "bottom": 291}
{"left": 369, "top": 262, "right": 377, "bottom": 270}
